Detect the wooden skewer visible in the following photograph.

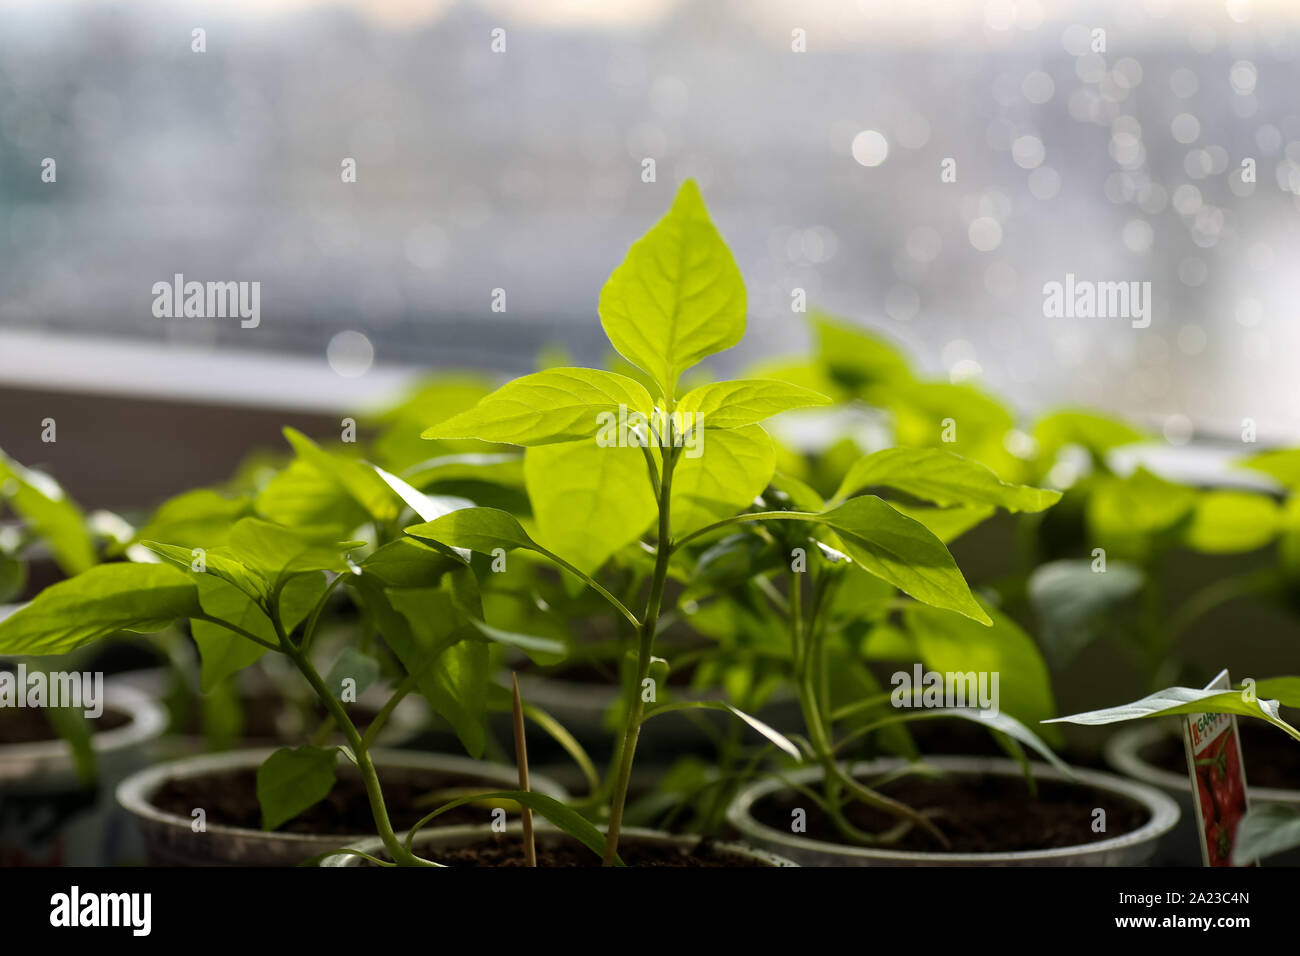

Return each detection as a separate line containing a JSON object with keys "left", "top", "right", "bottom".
{"left": 511, "top": 672, "right": 536, "bottom": 867}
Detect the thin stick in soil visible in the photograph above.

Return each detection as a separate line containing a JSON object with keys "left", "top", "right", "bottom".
{"left": 511, "top": 672, "right": 536, "bottom": 867}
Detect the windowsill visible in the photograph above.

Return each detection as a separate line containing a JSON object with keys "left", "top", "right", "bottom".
{"left": 0, "top": 330, "right": 420, "bottom": 414}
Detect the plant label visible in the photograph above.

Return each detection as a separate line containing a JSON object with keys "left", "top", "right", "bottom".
{"left": 1183, "top": 669, "right": 1253, "bottom": 867}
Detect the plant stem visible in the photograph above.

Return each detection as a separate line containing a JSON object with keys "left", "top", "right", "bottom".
{"left": 284, "top": 643, "right": 432, "bottom": 866}
{"left": 602, "top": 443, "right": 679, "bottom": 866}
{"left": 510, "top": 673, "right": 537, "bottom": 867}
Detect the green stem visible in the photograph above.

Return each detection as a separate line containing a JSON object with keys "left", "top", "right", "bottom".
{"left": 789, "top": 569, "right": 951, "bottom": 848}
{"left": 603, "top": 443, "right": 679, "bottom": 866}
{"left": 533, "top": 546, "right": 641, "bottom": 629}
{"left": 284, "top": 644, "right": 432, "bottom": 866}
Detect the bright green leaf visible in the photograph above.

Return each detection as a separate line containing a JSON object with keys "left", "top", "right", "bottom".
{"left": 834, "top": 448, "right": 1060, "bottom": 512}
{"left": 0, "top": 449, "right": 95, "bottom": 576}
{"left": 524, "top": 440, "right": 655, "bottom": 575}
{"left": 676, "top": 379, "right": 831, "bottom": 429}
{"left": 670, "top": 425, "right": 775, "bottom": 537}
{"left": 283, "top": 428, "right": 400, "bottom": 524}
{"left": 903, "top": 601, "right": 1057, "bottom": 730}
{"left": 423, "top": 369, "right": 654, "bottom": 447}
{"left": 1239, "top": 448, "right": 1300, "bottom": 488}
{"left": 0, "top": 563, "right": 200, "bottom": 656}
{"left": 1046, "top": 685, "right": 1300, "bottom": 742}
{"left": 811, "top": 312, "right": 913, "bottom": 390}
{"left": 1184, "top": 491, "right": 1280, "bottom": 554}
{"left": 598, "top": 180, "right": 745, "bottom": 397}
{"left": 815, "top": 496, "right": 991, "bottom": 625}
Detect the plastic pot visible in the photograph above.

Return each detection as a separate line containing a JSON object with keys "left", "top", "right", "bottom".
{"left": 321, "top": 821, "right": 798, "bottom": 867}
{"left": 1, "top": 682, "right": 167, "bottom": 865}
{"left": 726, "top": 756, "right": 1180, "bottom": 866}
{"left": 116, "top": 747, "right": 568, "bottom": 866}
{"left": 1105, "top": 723, "right": 1300, "bottom": 866}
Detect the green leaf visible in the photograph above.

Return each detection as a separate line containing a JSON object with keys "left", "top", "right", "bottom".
{"left": 676, "top": 379, "right": 831, "bottom": 429}
{"left": 1046, "top": 685, "right": 1300, "bottom": 742}
{"left": 834, "top": 448, "right": 1060, "bottom": 512}
{"left": 598, "top": 179, "right": 746, "bottom": 398}
{"left": 405, "top": 507, "right": 536, "bottom": 556}
{"left": 326, "top": 647, "right": 382, "bottom": 699}
{"left": 226, "top": 518, "right": 357, "bottom": 586}
{"left": 903, "top": 601, "right": 1058, "bottom": 731}
{"left": 255, "top": 459, "right": 370, "bottom": 539}
{"left": 283, "top": 428, "right": 400, "bottom": 524}
{"left": 1239, "top": 448, "right": 1300, "bottom": 488}
{"left": 884, "top": 503, "right": 995, "bottom": 544}
{"left": 670, "top": 425, "right": 775, "bottom": 537}
{"left": 815, "top": 497, "right": 990, "bottom": 625}
{"left": 357, "top": 537, "right": 461, "bottom": 588}
{"left": 408, "top": 789, "right": 619, "bottom": 865}
{"left": 404, "top": 453, "right": 524, "bottom": 490}
{"left": 524, "top": 440, "right": 655, "bottom": 575}
{"left": 640, "top": 700, "right": 801, "bottom": 760}
{"left": 384, "top": 586, "right": 489, "bottom": 757}
{"left": 45, "top": 704, "right": 96, "bottom": 785}
{"left": 0, "top": 563, "right": 200, "bottom": 656}
{"left": 1033, "top": 410, "right": 1146, "bottom": 465}
{"left": 882, "top": 383, "right": 1015, "bottom": 462}
{"left": 0, "top": 550, "right": 27, "bottom": 603}
{"left": 811, "top": 312, "right": 913, "bottom": 390}
{"left": 1027, "top": 559, "right": 1144, "bottom": 668}
{"left": 1233, "top": 805, "right": 1300, "bottom": 864}
{"left": 373, "top": 465, "right": 474, "bottom": 523}
{"left": 423, "top": 369, "right": 655, "bottom": 447}
{"left": 877, "top": 707, "right": 1069, "bottom": 773}
{"left": 1086, "top": 468, "right": 1196, "bottom": 554}
{"left": 465, "top": 617, "right": 566, "bottom": 666}
{"left": 190, "top": 571, "right": 325, "bottom": 691}
{"left": 257, "top": 746, "right": 339, "bottom": 831}
{"left": 144, "top": 540, "right": 266, "bottom": 603}
{"left": 129, "top": 488, "right": 251, "bottom": 551}
{"left": 0, "top": 449, "right": 95, "bottom": 576}
{"left": 1183, "top": 491, "right": 1280, "bottom": 553}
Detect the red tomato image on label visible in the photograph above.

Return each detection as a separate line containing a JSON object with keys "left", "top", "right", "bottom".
{"left": 1195, "top": 732, "right": 1248, "bottom": 866}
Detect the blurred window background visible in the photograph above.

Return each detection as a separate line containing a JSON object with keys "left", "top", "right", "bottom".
{"left": 1, "top": 0, "right": 1298, "bottom": 440}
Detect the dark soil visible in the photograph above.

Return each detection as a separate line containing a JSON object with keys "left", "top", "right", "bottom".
{"left": 175, "top": 695, "right": 384, "bottom": 741}
{"left": 753, "top": 772, "right": 1149, "bottom": 853}
{"left": 361, "top": 832, "right": 766, "bottom": 867}
{"left": 1144, "top": 722, "right": 1300, "bottom": 792}
{"left": 0, "top": 706, "right": 130, "bottom": 745}
{"left": 151, "top": 764, "right": 520, "bottom": 834}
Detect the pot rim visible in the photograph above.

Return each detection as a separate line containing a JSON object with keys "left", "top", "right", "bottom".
{"left": 0, "top": 682, "right": 167, "bottom": 765}
{"left": 321, "top": 822, "right": 799, "bottom": 867}
{"left": 726, "top": 755, "right": 1181, "bottom": 864}
{"left": 1106, "top": 722, "right": 1300, "bottom": 804}
{"left": 115, "top": 746, "right": 568, "bottom": 845}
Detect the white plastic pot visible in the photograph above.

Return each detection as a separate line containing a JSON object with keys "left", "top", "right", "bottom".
{"left": 117, "top": 747, "right": 568, "bottom": 866}
{"left": 1, "top": 682, "right": 167, "bottom": 865}
{"left": 321, "top": 821, "right": 798, "bottom": 867}
{"left": 726, "top": 756, "right": 1180, "bottom": 866}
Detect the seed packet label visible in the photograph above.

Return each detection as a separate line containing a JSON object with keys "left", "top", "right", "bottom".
{"left": 1183, "top": 669, "right": 1253, "bottom": 867}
